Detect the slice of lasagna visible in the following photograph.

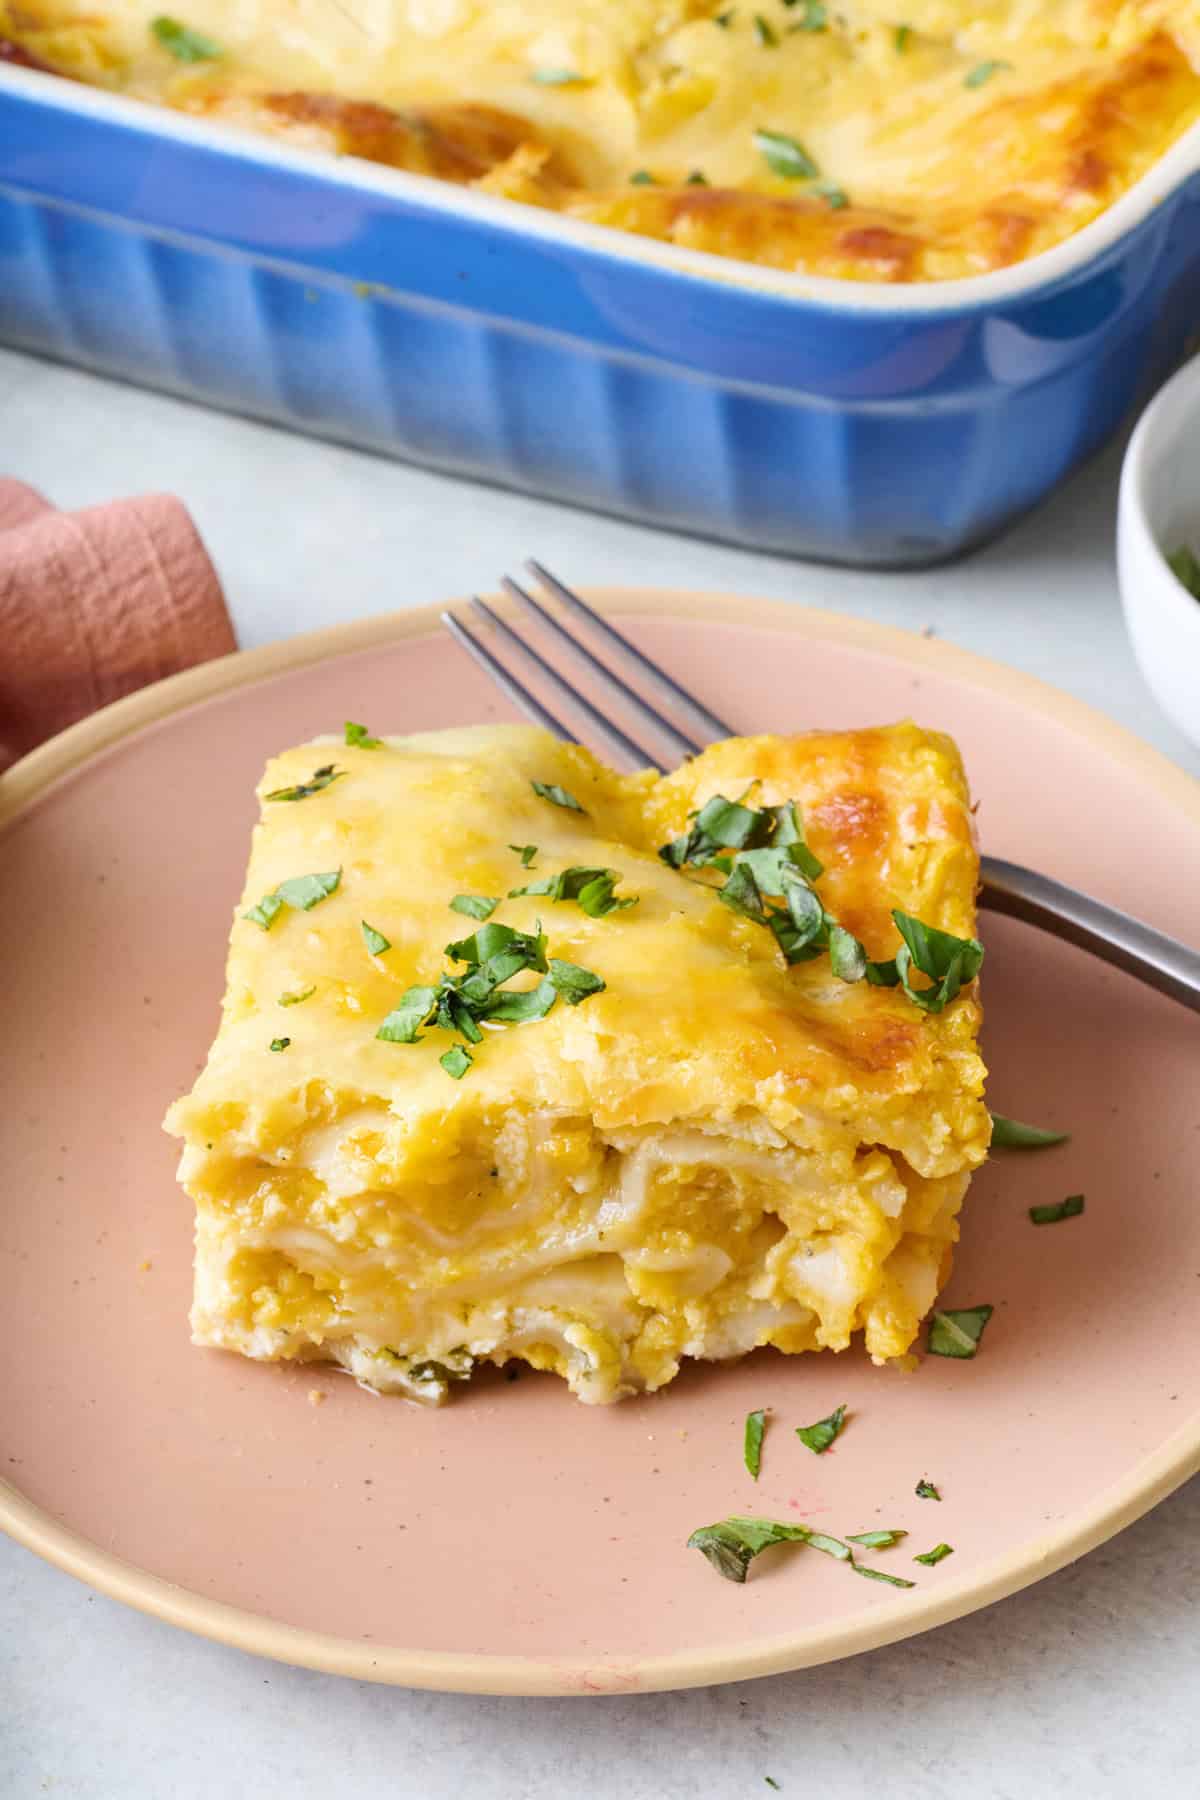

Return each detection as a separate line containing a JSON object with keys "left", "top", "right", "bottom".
{"left": 164, "top": 721, "right": 989, "bottom": 1404}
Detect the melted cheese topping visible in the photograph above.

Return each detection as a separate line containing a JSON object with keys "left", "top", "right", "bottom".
{"left": 5, "top": 1, "right": 1199, "bottom": 281}
{"left": 164, "top": 721, "right": 989, "bottom": 1403}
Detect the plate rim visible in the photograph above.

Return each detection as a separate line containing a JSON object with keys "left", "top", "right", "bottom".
{"left": 3, "top": 587, "right": 1198, "bottom": 1695}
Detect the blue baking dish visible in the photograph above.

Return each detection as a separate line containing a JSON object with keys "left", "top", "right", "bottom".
{"left": 3, "top": 65, "right": 1200, "bottom": 566}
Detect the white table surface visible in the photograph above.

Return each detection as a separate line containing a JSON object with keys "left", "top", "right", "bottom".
{"left": 2, "top": 347, "right": 1198, "bottom": 1800}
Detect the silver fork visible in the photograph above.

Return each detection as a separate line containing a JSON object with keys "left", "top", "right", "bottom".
{"left": 442, "top": 563, "right": 1200, "bottom": 1014}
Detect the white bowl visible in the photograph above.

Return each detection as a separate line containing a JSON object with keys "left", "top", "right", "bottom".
{"left": 1118, "top": 358, "right": 1200, "bottom": 751}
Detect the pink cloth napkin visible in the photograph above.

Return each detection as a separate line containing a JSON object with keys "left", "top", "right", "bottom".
{"left": 0, "top": 478, "right": 236, "bottom": 772}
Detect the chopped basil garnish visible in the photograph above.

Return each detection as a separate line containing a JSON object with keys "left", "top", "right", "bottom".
{"left": 531, "top": 780, "right": 585, "bottom": 812}
{"left": 810, "top": 180, "right": 849, "bottom": 210}
{"left": 892, "top": 909, "right": 983, "bottom": 1013}
{"left": 744, "top": 1409, "right": 766, "bottom": 1479}
{"left": 1167, "top": 545, "right": 1200, "bottom": 597}
{"left": 740, "top": 846, "right": 820, "bottom": 907}
{"left": 769, "top": 881, "right": 830, "bottom": 962}
{"left": 803, "top": 1530, "right": 852, "bottom": 1562}
{"left": 531, "top": 67, "right": 585, "bottom": 84}
{"left": 915, "top": 1479, "right": 941, "bottom": 1501}
{"left": 687, "top": 1517, "right": 848, "bottom": 1583}
{"left": 689, "top": 1522, "right": 924, "bottom": 1594}
{"left": 766, "top": 1782, "right": 781, "bottom": 1793}
{"left": 786, "top": 0, "right": 826, "bottom": 29}
{"left": 440, "top": 1045, "right": 473, "bottom": 1078}
{"left": 660, "top": 800, "right": 977, "bottom": 1008}
{"left": 688, "top": 1517, "right": 807, "bottom": 1583}
{"left": 828, "top": 923, "right": 866, "bottom": 980}
{"left": 244, "top": 892, "right": 284, "bottom": 930}
{"left": 449, "top": 894, "right": 500, "bottom": 921}
{"left": 344, "top": 721, "right": 381, "bottom": 748}
{"left": 1030, "top": 1194, "right": 1085, "bottom": 1226}
{"left": 661, "top": 793, "right": 822, "bottom": 878}
{"left": 716, "top": 859, "right": 770, "bottom": 923}
{"left": 687, "top": 170, "right": 709, "bottom": 185}
{"left": 446, "top": 919, "right": 547, "bottom": 972}
{"left": 852, "top": 1561, "right": 915, "bottom": 1589}
{"left": 278, "top": 986, "right": 315, "bottom": 1007}
{"left": 965, "top": 59, "right": 1010, "bottom": 87}
{"left": 914, "top": 1543, "right": 954, "bottom": 1566}
{"left": 894, "top": 22, "right": 911, "bottom": 50}
{"left": 485, "top": 977, "right": 558, "bottom": 1022}
{"left": 630, "top": 170, "right": 657, "bottom": 185}
{"left": 244, "top": 869, "right": 341, "bottom": 929}
{"left": 730, "top": 844, "right": 794, "bottom": 896}
{"left": 927, "top": 1305, "right": 993, "bottom": 1359}
{"left": 548, "top": 958, "right": 606, "bottom": 1004}
{"left": 361, "top": 920, "right": 392, "bottom": 955}
{"left": 264, "top": 764, "right": 343, "bottom": 803}
{"left": 754, "top": 129, "right": 819, "bottom": 180}
{"left": 376, "top": 986, "right": 439, "bottom": 1044}
{"left": 690, "top": 1517, "right": 930, "bottom": 1593}
{"left": 376, "top": 923, "right": 601, "bottom": 1073}
{"left": 796, "top": 1404, "right": 846, "bottom": 1454}
{"left": 846, "top": 1529, "right": 907, "bottom": 1550}
{"left": 509, "top": 865, "right": 636, "bottom": 917}
{"left": 277, "top": 871, "right": 340, "bottom": 909}
{"left": 714, "top": 7, "right": 735, "bottom": 23}
{"left": 509, "top": 844, "right": 539, "bottom": 868}
{"left": 753, "top": 13, "right": 778, "bottom": 46}
{"left": 150, "top": 15, "right": 221, "bottom": 60}
{"left": 989, "top": 1112, "right": 1069, "bottom": 1149}
{"left": 268, "top": 1037, "right": 290, "bottom": 1052}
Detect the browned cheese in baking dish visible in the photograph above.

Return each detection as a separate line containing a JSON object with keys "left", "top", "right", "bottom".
{"left": 4, "top": 0, "right": 1200, "bottom": 280}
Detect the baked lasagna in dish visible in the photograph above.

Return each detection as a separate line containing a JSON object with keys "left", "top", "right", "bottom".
{"left": 163, "top": 720, "right": 990, "bottom": 1404}
{"left": 3, "top": 0, "right": 1199, "bottom": 282}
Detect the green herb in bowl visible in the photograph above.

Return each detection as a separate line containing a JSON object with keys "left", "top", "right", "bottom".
{"left": 1166, "top": 544, "right": 1200, "bottom": 599}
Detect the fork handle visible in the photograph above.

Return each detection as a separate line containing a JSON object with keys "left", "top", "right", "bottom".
{"left": 979, "top": 855, "right": 1200, "bottom": 1014}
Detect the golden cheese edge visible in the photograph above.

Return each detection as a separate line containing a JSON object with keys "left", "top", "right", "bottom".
{"left": 163, "top": 721, "right": 989, "bottom": 1405}
{"left": 4, "top": 1, "right": 1200, "bottom": 282}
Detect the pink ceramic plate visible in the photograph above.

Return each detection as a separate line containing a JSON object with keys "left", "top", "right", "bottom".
{"left": 2, "top": 592, "right": 1198, "bottom": 1696}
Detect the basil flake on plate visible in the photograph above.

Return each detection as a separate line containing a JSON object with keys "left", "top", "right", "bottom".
{"left": 796, "top": 1404, "right": 847, "bottom": 1455}
{"left": 687, "top": 1517, "right": 848, "bottom": 1583}
{"left": 852, "top": 1561, "right": 915, "bottom": 1589}
{"left": 927, "top": 1305, "right": 993, "bottom": 1359}
{"left": 990, "top": 1112, "right": 1069, "bottom": 1149}
{"left": 1029, "top": 1194, "right": 1085, "bottom": 1226}
{"left": 744, "top": 1409, "right": 766, "bottom": 1479}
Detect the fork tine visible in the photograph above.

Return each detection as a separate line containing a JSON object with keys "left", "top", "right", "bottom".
{"left": 501, "top": 576, "right": 703, "bottom": 760}
{"left": 440, "top": 611, "right": 574, "bottom": 743}
{"left": 526, "top": 560, "right": 735, "bottom": 744}
{"left": 468, "top": 597, "right": 662, "bottom": 771}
